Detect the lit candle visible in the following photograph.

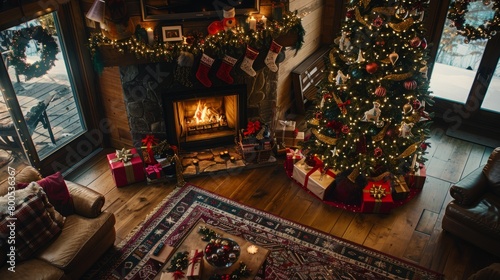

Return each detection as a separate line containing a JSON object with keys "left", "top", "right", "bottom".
{"left": 224, "top": 150, "right": 229, "bottom": 156}
{"left": 261, "top": 15, "right": 267, "bottom": 28}
{"left": 249, "top": 16, "right": 256, "bottom": 31}
{"left": 146, "top": 28, "right": 154, "bottom": 44}
{"left": 230, "top": 156, "right": 235, "bottom": 162}
{"left": 192, "top": 159, "right": 198, "bottom": 165}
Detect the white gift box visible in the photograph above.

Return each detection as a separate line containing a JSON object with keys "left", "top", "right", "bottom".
{"left": 292, "top": 158, "right": 335, "bottom": 200}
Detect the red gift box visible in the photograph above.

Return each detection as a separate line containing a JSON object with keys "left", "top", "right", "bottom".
{"left": 361, "top": 181, "right": 393, "bottom": 213}
{"left": 145, "top": 163, "right": 163, "bottom": 179}
{"left": 186, "top": 249, "right": 203, "bottom": 280}
{"left": 107, "top": 148, "right": 145, "bottom": 187}
{"left": 404, "top": 163, "right": 426, "bottom": 189}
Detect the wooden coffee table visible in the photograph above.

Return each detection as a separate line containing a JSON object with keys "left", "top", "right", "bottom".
{"left": 155, "top": 221, "right": 269, "bottom": 279}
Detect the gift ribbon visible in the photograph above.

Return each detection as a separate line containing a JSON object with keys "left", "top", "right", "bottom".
{"left": 303, "top": 158, "right": 335, "bottom": 188}
{"left": 141, "top": 134, "right": 158, "bottom": 153}
{"left": 244, "top": 120, "right": 261, "bottom": 136}
{"left": 173, "top": 270, "right": 185, "bottom": 280}
{"left": 146, "top": 163, "right": 162, "bottom": 178}
{"left": 188, "top": 250, "right": 203, "bottom": 276}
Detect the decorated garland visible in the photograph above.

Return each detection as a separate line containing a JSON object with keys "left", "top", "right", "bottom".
{"left": 9, "top": 25, "right": 59, "bottom": 80}
{"left": 88, "top": 11, "right": 304, "bottom": 65}
{"left": 447, "top": 0, "right": 500, "bottom": 42}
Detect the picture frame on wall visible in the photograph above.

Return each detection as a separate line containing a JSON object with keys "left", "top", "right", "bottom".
{"left": 162, "top": 25, "right": 183, "bottom": 42}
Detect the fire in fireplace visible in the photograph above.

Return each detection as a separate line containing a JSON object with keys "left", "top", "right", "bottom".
{"left": 162, "top": 85, "right": 247, "bottom": 150}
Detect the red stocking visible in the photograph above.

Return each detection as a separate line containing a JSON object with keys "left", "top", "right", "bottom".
{"left": 216, "top": 54, "right": 238, "bottom": 84}
{"left": 196, "top": 53, "right": 215, "bottom": 87}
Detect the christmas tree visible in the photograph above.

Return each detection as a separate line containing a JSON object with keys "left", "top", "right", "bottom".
{"left": 302, "top": 0, "right": 433, "bottom": 184}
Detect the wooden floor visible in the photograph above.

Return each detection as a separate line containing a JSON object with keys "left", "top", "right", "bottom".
{"left": 64, "top": 122, "right": 500, "bottom": 280}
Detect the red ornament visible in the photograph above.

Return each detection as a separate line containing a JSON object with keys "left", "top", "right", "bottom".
{"left": 346, "top": 9, "right": 355, "bottom": 19}
{"left": 410, "top": 36, "right": 421, "bottom": 48}
{"left": 421, "top": 38, "right": 428, "bottom": 49}
{"left": 373, "top": 16, "right": 384, "bottom": 27}
{"left": 374, "top": 85, "right": 387, "bottom": 97}
{"left": 412, "top": 99, "right": 421, "bottom": 110}
{"left": 341, "top": 125, "right": 350, "bottom": 134}
{"left": 366, "top": 62, "right": 379, "bottom": 74}
{"left": 374, "top": 147, "right": 383, "bottom": 157}
{"left": 323, "top": 92, "right": 333, "bottom": 100}
{"left": 404, "top": 80, "right": 417, "bottom": 90}
{"left": 315, "top": 112, "right": 323, "bottom": 119}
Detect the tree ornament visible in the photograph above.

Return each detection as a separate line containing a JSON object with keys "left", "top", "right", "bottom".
{"left": 315, "top": 112, "right": 323, "bottom": 120}
{"left": 447, "top": 0, "right": 500, "bottom": 42}
{"left": 9, "top": 25, "right": 59, "bottom": 80}
{"left": 395, "top": 4, "right": 408, "bottom": 20}
{"left": 419, "top": 64, "right": 429, "bottom": 79}
{"left": 346, "top": 8, "right": 355, "bottom": 19}
{"left": 404, "top": 80, "right": 417, "bottom": 90}
{"left": 336, "top": 70, "right": 349, "bottom": 85}
{"left": 412, "top": 99, "right": 421, "bottom": 110}
{"left": 366, "top": 62, "right": 379, "bottom": 74}
{"left": 351, "top": 68, "right": 363, "bottom": 78}
{"left": 421, "top": 37, "right": 428, "bottom": 49}
{"left": 356, "top": 49, "right": 366, "bottom": 63}
{"left": 374, "top": 85, "right": 387, "bottom": 97}
{"left": 402, "top": 103, "right": 413, "bottom": 115}
{"left": 398, "top": 121, "right": 414, "bottom": 138}
{"left": 373, "top": 16, "right": 384, "bottom": 27}
{"left": 389, "top": 51, "right": 399, "bottom": 66}
{"left": 410, "top": 36, "right": 421, "bottom": 48}
{"left": 374, "top": 147, "right": 383, "bottom": 157}
{"left": 341, "top": 125, "right": 350, "bottom": 134}
{"left": 361, "top": 100, "right": 383, "bottom": 127}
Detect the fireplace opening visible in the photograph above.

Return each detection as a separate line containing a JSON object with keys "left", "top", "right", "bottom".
{"left": 163, "top": 85, "right": 247, "bottom": 151}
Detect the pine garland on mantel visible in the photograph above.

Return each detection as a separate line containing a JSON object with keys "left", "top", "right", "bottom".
{"left": 88, "top": 11, "right": 305, "bottom": 68}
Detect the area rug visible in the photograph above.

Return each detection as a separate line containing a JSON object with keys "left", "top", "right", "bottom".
{"left": 84, "top": 183, "right": 444, "bottom": 280}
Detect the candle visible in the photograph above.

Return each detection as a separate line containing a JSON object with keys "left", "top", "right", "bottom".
{"left": 146, "top": 28, "right": 154, "bottom": 44}
{"left": 249, "top": 16, "right": 256, "bottom": 31}
{"left": 224, "top": 150, "right": 229, "bottom": 155}
{"left": 261, "top": 15, "right": 267, "bottom": 28}
{"left": 220, "top": 152, "right": 225, "bottom": 157}
{"left": 230, "top": 156, "right": 235, "bottom": 162}
{"left": 192, "top": 159, "right": 198, "bottom": 165}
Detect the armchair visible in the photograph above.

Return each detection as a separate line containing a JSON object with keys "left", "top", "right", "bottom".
{"left": 442, "top": 147, "right": 500, "bottom": 257}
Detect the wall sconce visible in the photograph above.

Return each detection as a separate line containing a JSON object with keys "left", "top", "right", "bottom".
{"left": 86, "top": 0, "right": 106, "bottom": 23}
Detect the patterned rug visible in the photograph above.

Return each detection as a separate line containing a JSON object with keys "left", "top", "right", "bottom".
{"left": 84, "top": 183, "right": 444, "bottom": 280}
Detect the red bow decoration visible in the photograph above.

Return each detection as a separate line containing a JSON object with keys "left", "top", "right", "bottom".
{"left": 190, "top": 251, "right": 204, "bottom": 264}
{"left": 146, "top": 163, "right": 162, "bottom": 178}
{"left": 244, "top": 120, "right": 261, "bottom": 136}
{"left": 337, "top": 99, "right": 351, "bottom": 114}
{"left": 173, "top": 270, "right": 185, "bottom": 280}
{"left": 141, "top": 135, "right": 158, "bottom": 153}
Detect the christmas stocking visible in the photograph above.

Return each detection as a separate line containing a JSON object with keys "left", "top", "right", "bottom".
{"left": 216, "top": 54, "right": 238, "bottom": 84}
{"left": 196, "top": 53, "right": 215, "bottom": 87}
{"left": 175, "top": 51, "right": 194, "bottom": 87}
{"left": 240, "top": 46, "right": 259, "bottom": 77}
{"left": 265, "top": 40, "right": 283, "bottom": 72}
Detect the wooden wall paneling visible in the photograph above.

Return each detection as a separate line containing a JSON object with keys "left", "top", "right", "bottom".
{"left": 98, "top": 67, "right": 133, "bottom": 148}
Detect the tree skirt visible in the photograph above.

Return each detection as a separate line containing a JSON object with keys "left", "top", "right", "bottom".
{"left": 83, "top": 183, "right": 444, "bottom": 280}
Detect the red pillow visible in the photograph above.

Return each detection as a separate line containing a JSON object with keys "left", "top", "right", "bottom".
{"left": 17, "top": 172, "right": 74, "bottom": 216}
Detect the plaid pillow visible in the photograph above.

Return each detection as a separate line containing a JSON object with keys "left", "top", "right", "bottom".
{"left": 0, "top": 184, "right": 64, "bottom": 261}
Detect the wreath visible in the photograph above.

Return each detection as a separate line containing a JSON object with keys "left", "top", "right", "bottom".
{"left": 447, "top": 0, "right": 500, "bottom": 42}
{"left": 8, "top": 25, "right": 59, "bottom": 80}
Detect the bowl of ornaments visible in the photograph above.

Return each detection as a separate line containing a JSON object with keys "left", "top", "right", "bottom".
{"left": 204, "top": 238, "right": 240, "bottom": 268}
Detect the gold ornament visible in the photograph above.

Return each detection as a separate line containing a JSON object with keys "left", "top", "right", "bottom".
{"left": 312, "top": 128, "right": 338, "bottom": 145}
{"left": 355, "top": 8, "right": 371, "bottom": 28}
{"left": 389, "top": 18, "right": 414, "bottom": 32}
{"left": 372, "top": 122, "right": 390, "bottom": 142}
{"left": 389, "top": 51, "right": 399, "bottom": 66}
{"left": 384, "top": 72, "right": 412, "bottom": 81}
{"left": 397, "top": 143, "right": 419, "bottom": 159}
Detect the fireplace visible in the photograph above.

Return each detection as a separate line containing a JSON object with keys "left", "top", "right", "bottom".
{"left": 162, "top": 84, "right": 247, "bottom": 150}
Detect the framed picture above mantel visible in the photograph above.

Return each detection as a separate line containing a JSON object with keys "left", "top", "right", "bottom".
{"left": 140, "top": 0, "right": 260, "bottom": 21}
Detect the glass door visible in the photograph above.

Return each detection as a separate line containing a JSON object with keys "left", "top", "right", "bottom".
{"left": 430, "top": 1, "right": 500, "bottom": 113}
{"left": 0, "top": 12, "right": 86, "bottom": 169}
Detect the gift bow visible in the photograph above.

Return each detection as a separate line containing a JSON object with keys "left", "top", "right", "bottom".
{"left": 146, "top": 163, "right": 162, "bottom": 176}
{"left": 337, "top": 99, "right": 351, "bottom": 114}
{"left": 244, "top": 120, "right": 261, "bottom": 136}
{"left": 115, "top": 148, "right": 132, "bottom": 163}
{"left": 141, "top": 135, "right": 158, "bottom": 153}
{"left": 173, "top": 270, "right": 185, "bottom": 280}
{"left": 370, "top": 185, "right": 386, "bottom": 199}
{"left": 190, "top": 251, "right": 204, "bottom": 264}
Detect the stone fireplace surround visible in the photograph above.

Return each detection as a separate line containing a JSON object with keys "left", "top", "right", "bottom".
{"left": 118, "top": 58, "right": 280, "bottom": 174}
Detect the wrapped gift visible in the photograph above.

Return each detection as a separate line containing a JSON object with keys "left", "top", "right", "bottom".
{"left": 160, "top": 271, "right": 186, "bottom": 280}
{"left": 285, "top": 148, "right": 303, "bottom": 176}
{"left": 404, "top": 163, "right": 426, "bottom": 189}
{"left": 276, "top": 120, "right": 296, "bottom": 132}
{"left": 361, "top": 181, "right": 393, "bottom": 213}
{"left": 186, "top": 249, "right": 203, "bottom": 280}
{"left": 145, "top": 163, "right": 163, "bottom": 180}
{"left": 107, "top": 148, "right": 145, "bottom": 187}
{"left": 392, "top": 175, "right": 410, "bottom": 201}
{"left": 283, "top": 131, "right": 304, "bottom": 148}
{"left": 292, "top": 158, "right": 336, "bottom": 200}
